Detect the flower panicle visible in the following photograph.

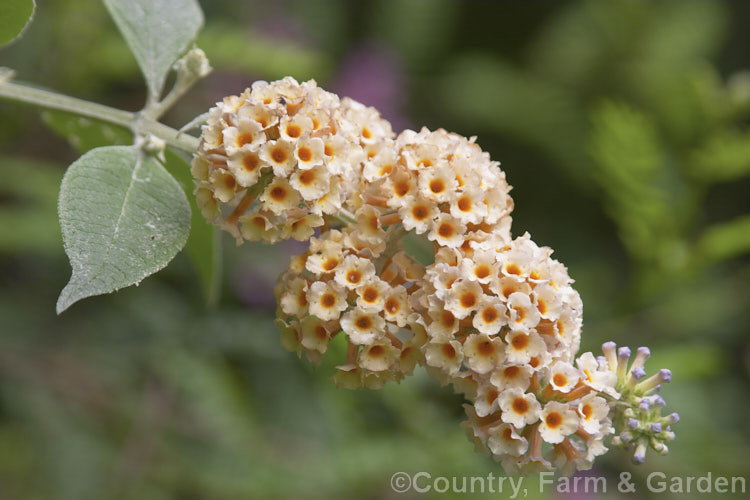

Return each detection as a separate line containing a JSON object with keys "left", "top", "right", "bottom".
{"left": 192, "top": 77, "right": 677, "bottom": 476}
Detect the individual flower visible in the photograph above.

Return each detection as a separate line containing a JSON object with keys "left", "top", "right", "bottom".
{"left": 464, "top": 333, "right": 505, "bottom": 374}
{"left": 488, "top": 423, "right": 529, "bottom": 457}
{"left": 539, "top": 401, "right": 578, "bottom": 444}
{"left": 307, "top": 281, "right": 348, "bottom": 321}
{"left": 498, "top": 388, "right": 542, "bottom": 428}
{"left": 340, "top": 309, "right": 385, "bottom": 345}
{"left": 424, "top": 340, "right": 463, "bottom": 376}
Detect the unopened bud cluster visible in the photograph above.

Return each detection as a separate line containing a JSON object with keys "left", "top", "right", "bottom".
{"left": 192, "top": 78, "right": 678, "bottom": 475}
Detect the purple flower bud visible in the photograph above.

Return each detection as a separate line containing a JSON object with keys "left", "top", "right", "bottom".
{"left": 653, "top": 395, "right": 666, "bottom": 407}
{"left": 659, "top": 369, "right": 672, "bottom": 383}
{"left": 618, "top": 346, "right": 632, "bottom": 360}
{"left": 628, "top": 418, "right": 639, "bottom": 430}
{"left": 631, "top": 367, "right": 647, "bottom": 379}
{"left": 637, "top": 346, "right": 651, "bottom": 358}
{"left": 651, "top": 423, "right": 662, "bottom": 434}
{"left": 639, "top": 400, "right": 651, "bottom": 411}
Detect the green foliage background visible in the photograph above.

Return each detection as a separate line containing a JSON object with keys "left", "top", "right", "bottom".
{"left": 1, "top": 1, "right": 749, "bottom": 499}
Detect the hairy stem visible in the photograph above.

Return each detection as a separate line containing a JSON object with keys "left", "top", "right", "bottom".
{"left": 0, "top": 81, "right": 199, "bottom": 154}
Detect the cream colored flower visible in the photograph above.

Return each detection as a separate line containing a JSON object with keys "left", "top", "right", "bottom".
{"left": 341, "top": 309, "right": 386, "bottom": 345}
{"left": 464, "top": 333, "right": 505, "bottom": 374}
{"left": 488, "top": 423, "right": 529, "bottom": 457}
{"left": 424, "top": 340, "right": 463, "bottom": 376}
{"left": 428, "top": 213, "right": 466, "bottom": 248}
{"left": 334, "top": 254, "right": 376, "bottom": 290}
{"left": 539, "top": 401, "right": 578, "bottom": 444}
{"left": 307, "top": 280, "right": 348, "bottom": 321}
{"left": 444, "top": 279, "right": 484, "bottom": 320}
{"left": 490, "top": 363, "right": 533, "bottom": 392}
{"left": 294, "top": 135, "right": 325, "bottom": 169}
{"left": 547, "top": 361, "right": 580, "bottom": 393}
{"left": 260, "top": 139, "right": 296, "bottom": 176}
{"left": 498, "top": 388, "right": 541, "bottom": 428}
{"left": 289, "top": 163, "right": 330, "bottom": 201}
{"left": 259, "top": 178, "right": 301, "bottom": 215}
{"left": 359, "top": 342, "right": 399, "bottom": 372}
{"left": 472, "top": 297, "right": 507, "bottom": 336}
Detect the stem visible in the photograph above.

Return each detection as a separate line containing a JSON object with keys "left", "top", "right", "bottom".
{"left": 0, "top": 81, "right": 199, "bottom": 154}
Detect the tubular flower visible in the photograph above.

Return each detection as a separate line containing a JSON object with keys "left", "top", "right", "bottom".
{"left": 195, "top": 78, "right": 679, "bottom": 476}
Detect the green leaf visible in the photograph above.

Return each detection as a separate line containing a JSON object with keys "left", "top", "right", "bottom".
{"left": 57, "top": 146, "right": 190, "bottom": 313}
{"left": 42, "top": 110, "right": 132, "bottom": 154}
{"left": 690, "top": 131, "right": 750, "bottom": 183}
{"left": 693, "top": 215, "right": 750, "bottom": 265}
{"left": 102, "top": 0, "right": 203, "bottom": 102}
{"left": 164, "top": 148, "right": 222, "bottom": 307}
{"left": 0, "top": 0, "right": 35, "bottom": 48}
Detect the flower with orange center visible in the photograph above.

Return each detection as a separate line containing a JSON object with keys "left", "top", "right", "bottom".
{"left": 575, "top": 352, "right": 618, "bottom": 398}
{"left": 490, "top": 363, "right": 533, "bottom": 392}
{"left": 426, "top": 302, "right": 460, "bottom": 339}
{"left": 428, "top": 213, "right": 467, "bottom": 248}
{"left": 450, "top": 187, "right": 486, "bottom": 225}
{"left": 459, "top": 251, "right": 500, "bottom": 285}
{"left": 398, "top": 195, "right": 438, "bottom": 234}
{"left": 418, "top": 166, "right": 457, "bottom": 203}
{"left": 505, "top": 330, "right": 547, "bottom": 365}
{"left": 238, "top": 212, "right": 277, "bottom": 241}
{"left": 334, "top": 254, "right": 376, "bottom": 290}
{"left": 359, "top": 342, "right": 399, "bottom": 372}
{"left": 260, "top": 139, "right": 296, "bottom": 176}
{"left": 279, "top": 114, "right": 313, "bottom": 142}
{"left": 498, "top": 388, "right": 541, "bottom": 428}
{"left": 490, "top": 276, "right": 532, "bottom": 302}
{"left": 227, "top": 149, "right": 265, "bottom": 187}
{"left": 362, "top": 146, "right": 397, "bottom": 182}
{"left": 423, "top": 339, "right": 464, "bottom": 376}
{"left": 294, "top": 136, "right": 325, "bottom": 169}
{"left": 383, "top": 168, "right": 417, "bottom": 209}
{"left": 307, "top": 280, "right": 348, "bottom": 321}
{"left": 382, "top": 285, "right": 410, "bottom": 327}
{"left": 577, "top": 393, "right": 610, "bottom": 435}
{"left": 208, "top": 169, "right": 238, "bottom": 203}
{"left": 487, "top": 422, "right": 529, "bottom": 457}
{"left": 290, "top": 164, "right": 330, "bottom": 201}
{"left": 355, "top": 277, "right": 390, "bottom": 312}
{"left": 539, "top": 401, "right": 578, "bottom": 444}
{"left": 445, "top": 279, "right": 484, "bottom": 320}
{"left": 222, "top": 118, "right": 265, "bottom": 155}
{"left": 238, "top": 102, "right": 279, "bottom": 131}
{"left": 340, "top": 309, "right": 386, "bottom": 345}
{"left": 472, "top": 297, "right": 507, "bottom": 336}
{"left": 279, "top": 276, "right": 309, "bottom": 316}
{"left": 532, "top": 283, "right": 563, "bottom": 321}
{"left": 547, "top": 361, "right": 580, "bottom": 393}
{"left": 506, "top": 292, "right": 541, "bottom": 330}
{"left": 300, "top": 316, "right": 330, "bottom": 354}
{"left": 259, "top": 178, "right": 301, "bottom": 215}
{"left": 464, "top": 333, "right": 505, "bottom": 374}
{"left": 473, "top": 382, "right": 501, "bottom": 417}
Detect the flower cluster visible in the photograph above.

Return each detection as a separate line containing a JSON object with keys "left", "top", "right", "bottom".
{"left": 193, "top": 77, "right": 678, "bottom": 476}
{"left": 191, "top": 77, "right": 394, "bottom": 243}
{"left": 274, "top": 224, "right": 427, "bottom": 389}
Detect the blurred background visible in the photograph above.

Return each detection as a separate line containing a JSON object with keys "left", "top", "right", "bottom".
{"left": 1, "top": 1, "right": 750, "bottom": 499}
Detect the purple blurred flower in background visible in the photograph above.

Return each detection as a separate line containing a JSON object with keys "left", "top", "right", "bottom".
{"left": 334, "top": 42, "right": 411, "bottom": 133}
